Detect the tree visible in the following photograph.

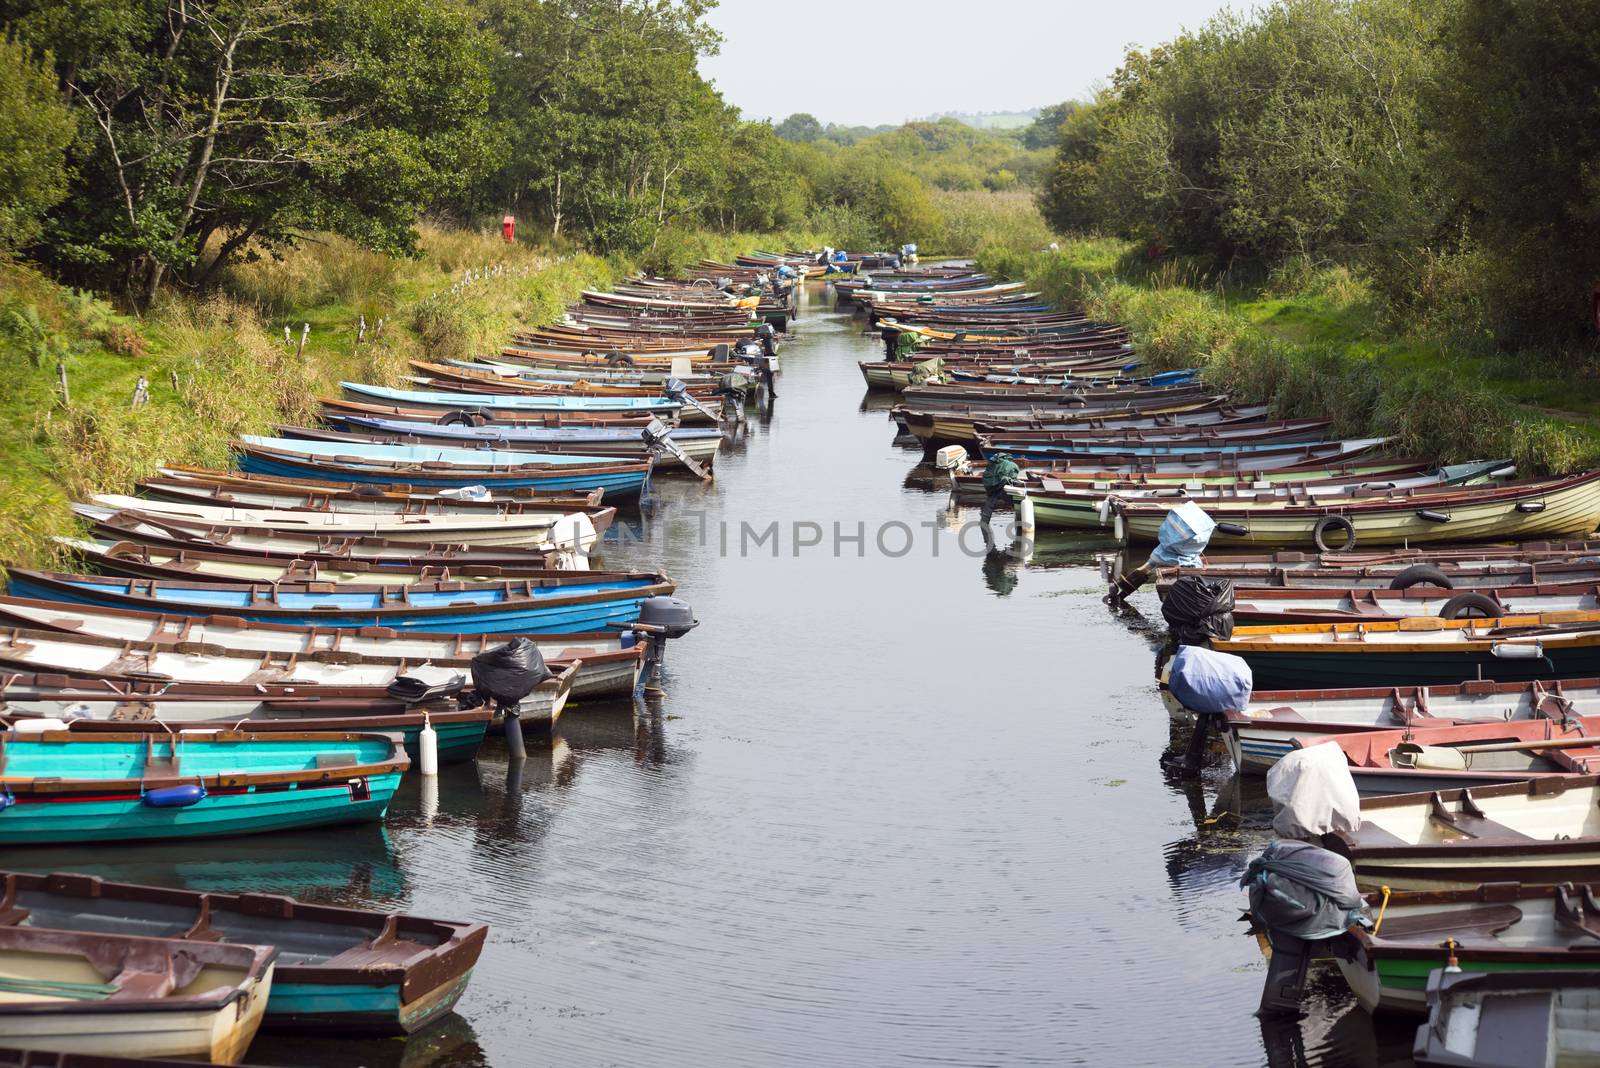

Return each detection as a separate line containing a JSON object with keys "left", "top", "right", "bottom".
{"left": 774, "top": 112, "right": 822, "bottom": 143}
{"left": 0, "top": 36, "right": 73, "bottom": 252}
{"left": 1422, "top": 0, "right": 1600, "bottom": 336}
{"left": 3, "top": 0, "right": 494, "bottom": 303}
{"left": 1021, "top": 101, "right": 1076, "bottom": 150}
{"left": 465, "top": 0, "right": 732, "bottom": 252}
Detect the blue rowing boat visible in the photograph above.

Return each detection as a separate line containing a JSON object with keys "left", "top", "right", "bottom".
{"left": 5, "top": 568, "right": 675, "bottom": 633}
{"left": 0, "top": 730, "right": 407, "bottom": 845}
{"left": 341, "top": 382, "right": 683, "bottom": 413}
{"left": 235, "top": 437, "right": 653, "bottom": 497}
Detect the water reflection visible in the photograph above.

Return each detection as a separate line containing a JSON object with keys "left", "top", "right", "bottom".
{"left": 980, "top": 547, "right": 1019, "bottom": 596}
{"left": 250, "top": 1011, "right": 487, "bottom": 1068}
{"left": 6, "top": 822, "right": 406, "bottom": 903}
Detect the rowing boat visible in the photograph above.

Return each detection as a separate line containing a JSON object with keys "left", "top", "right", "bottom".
{"left": 1338, "top": 882, "right": 1600, "bottom": 1013}
{"left": 89, "top": 495, "right": 601, "bottom": 552}
{"left": 0, "top": 622, "right": 579, "bottom": 731}
{"left": 1197, "top": 677, "right": 1600, "bottom": 775}
{"left": 1229, "top": 581, "right": 1600, "bottom": 624}
{"left": 75, "top": 507, "right": 582, "bottom": 570}
{"left": 0, "top": 594, "right": 644, "bottom": 697}
{"left": 60, "top": 536, "right": 595, "bottom": 585}
{"left": 1212, "top": 610, "right": 1600, "bottom": 689}
{"left": 0, "top": 728, "right": 407, "bottom": 844}
{"left": 144, "top": 466, "right": 606, "bottom": 515}
{"left": 1112, "top": 472, "right": 1600, "bottom": 548}
{"left": 1297, "top": 717, "right": 1600, "bottom": 793}
{"left": 316, "top": 414, "right": 723, "bottom": 467}
{"left": 1015, "top": 461, "right": 1511, "bottom": 530}
{"left": 1326, "top": 775, "right": 1600, "bottom": 890}
{"left": 6, "top": 568, "right": 676, "bottom": 634}
{"left": 1, "top": 870, "right": 485, "bottom": 1034}
{"left": 235, "top": 438, "right": 654, "bottom": 499}
{"left": 0, "top": 925, "right": 273, "bottom": 1062}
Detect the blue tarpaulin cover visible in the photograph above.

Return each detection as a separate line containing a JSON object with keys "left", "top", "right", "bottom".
{"left": 1169, "top": 645, "right": 1253, "bottom": 714}
{"left": 1149, "top": 501, "right": 1216, "bottom": 567}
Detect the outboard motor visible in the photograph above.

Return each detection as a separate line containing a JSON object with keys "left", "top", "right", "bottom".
{"left": 636, "top": 595, "right": 699, "bottom": 687}
{"left": 1243, "top": 745, "right": 1370, "bottom": 1015}
{"left": 755, "top": 322, "right": 778, "bottom": 356}
{"left": 605, "top": 350, "right": 635, "bottom": 367}
{"left": 470, "top": 637, "right": 553, "bottom": 757}
{"left": 1162, "top": 645, "right": 1252, "bottom": 777}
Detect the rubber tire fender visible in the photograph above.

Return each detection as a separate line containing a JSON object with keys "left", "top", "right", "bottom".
{"left": 1312, "top": 514, "right": 1357, "bottom": 553}
{"left": 1389, "top": 564, "right": 1454, "bottom": 592}
{"left": 1438, "top": 592, "right": 1503, "bottom": 620}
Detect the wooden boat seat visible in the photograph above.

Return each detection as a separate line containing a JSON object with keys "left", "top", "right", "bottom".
{"left": 1376, "top": 904, "right": 1524, "bottom": 941}
{"left": 1427, "top": 791, "right": 1536, "bottom": 841}
{"left": 106, "top": 967, "right": 175, "bottom": 1001}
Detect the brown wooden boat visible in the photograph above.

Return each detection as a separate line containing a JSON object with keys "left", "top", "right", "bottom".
{"left": 0, "top": 869, "right": 487, "bottom": 1034}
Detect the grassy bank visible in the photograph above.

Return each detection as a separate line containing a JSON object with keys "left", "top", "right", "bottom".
{"left": 0, "top": 223, "right": 823, "bottom": 570}
{"left": 980, "top": 240, "right": 1600, "bottom": 474}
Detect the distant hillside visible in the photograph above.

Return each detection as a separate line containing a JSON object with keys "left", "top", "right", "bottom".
{"left": 922, "top": 109, "right": 1041, "bottom": 131}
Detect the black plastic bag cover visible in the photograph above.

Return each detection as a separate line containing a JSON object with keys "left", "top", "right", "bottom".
{"left": 1161, "top": 576, "right": 1236, "bottom": 644}
{"left": 471, "top": 637, "right": 552, "bottom": 707}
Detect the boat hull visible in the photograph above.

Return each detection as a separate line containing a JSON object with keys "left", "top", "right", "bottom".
{"left": 0, "top": 777, "right": 401, "bottom": 845}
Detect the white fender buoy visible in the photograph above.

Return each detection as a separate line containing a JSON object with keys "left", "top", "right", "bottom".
{"left": 418, "top": 714, "right": 439, "bottom": 776}
{"left": 1097, "top": 495, "right": 1113, "bottom": 525}
{"left": 1017, "top": 493, "right": 1036, "bottom": 536}
{"left": 1113, "top": 510, "right": 1126, "bottom": 543}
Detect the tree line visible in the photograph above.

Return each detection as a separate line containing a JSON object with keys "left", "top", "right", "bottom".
{"left": 1036, "top": 0, "right": 1600, "bottom": 346}
{"left": 0, "top": 0, "right": 1066, "bottom": 305}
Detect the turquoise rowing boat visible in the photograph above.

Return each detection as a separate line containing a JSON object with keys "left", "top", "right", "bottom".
{"left": 0, "top": 729, "right": 407, "bottom": 844}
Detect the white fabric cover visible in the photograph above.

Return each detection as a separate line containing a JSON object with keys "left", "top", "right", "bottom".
{"left": 1267, "top": 742, "right": 1361, "bottom": 839}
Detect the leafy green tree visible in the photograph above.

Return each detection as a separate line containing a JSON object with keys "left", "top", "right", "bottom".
{"left": 1421, "top": 0, "right": 1600, "bottom": 336}
{"left": 3, "top": 0, "right": 494, "bottom": 304}
{"left": 0, "top": 36, "right": 72, "bottom": 251}
{"left": 774, "top": 112, "right": 822, "bottom": 143}
{"left": 1021, "top": 101, "right": 1076, "bottom": 150}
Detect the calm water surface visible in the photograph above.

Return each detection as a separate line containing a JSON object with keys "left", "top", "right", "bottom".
{"left": 12, "top": 286, "right": 1421, "bottom": 1066}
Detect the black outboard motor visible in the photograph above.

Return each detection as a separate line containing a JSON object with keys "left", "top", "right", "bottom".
{"left": 636, "top": 595, "right": 698, "bottom": 687}
{"left": 605, "top": 350, "right": 635, "bottom": 367}
{"left": 470, "top": 638, "right": 552, "bottom": 756}
{"left": 1241, "top": 840, "right": 1369, "bottom": 1015}
{"left": 755, "top": 322, "right": 778, "bottom": 357}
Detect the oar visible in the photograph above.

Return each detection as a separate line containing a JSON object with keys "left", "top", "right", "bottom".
{"left": 1394, "top": 735, "right": 1600, "bottom": 770}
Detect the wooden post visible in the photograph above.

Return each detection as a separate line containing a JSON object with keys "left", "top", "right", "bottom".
{"left": 169, "top": 369, "right": 179, "bottom": 392}
{"left": 131, "top": 376, "right": 150, "bottom": 407}
{"left": 296, "top": 323, "right": 309, "bottom": 358}
{"left": 56, "top": 361, "right": 69, "bottom": 406}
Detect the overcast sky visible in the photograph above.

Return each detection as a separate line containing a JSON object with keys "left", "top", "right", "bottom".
{"left": 701, "top": 0, "right": 1239, "bottom": 127}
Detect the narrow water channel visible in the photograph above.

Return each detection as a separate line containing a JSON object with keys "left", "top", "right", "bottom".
{"left": 11, "top": 285, "right": 1418, "bottom": 1066}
